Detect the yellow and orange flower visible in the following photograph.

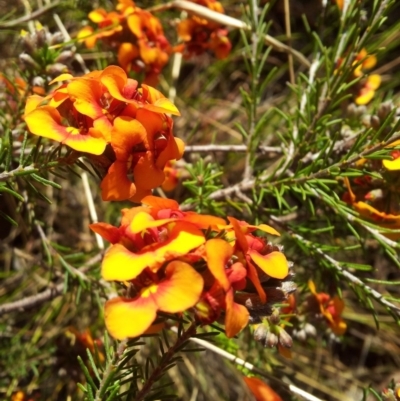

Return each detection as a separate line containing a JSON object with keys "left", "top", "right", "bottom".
{"left": 337, "top": 48, "right": 381, "bottom": 105}
{"left": 343, "top": 175, "right": 400, "bottom": 239}
{"left": 24, "top": 66, "right": 183, "bottom": 202}
{"left": 175, "top": 0, "right": 232, "bottom": 60}
{"left": 308, "top": 280, "right": 346, "bottom": 335}
{"left": 78, "top": 0, "right": 171, "bottom": 85}
{"left": 91, "top": 197, "right": 291, "bottom": 340}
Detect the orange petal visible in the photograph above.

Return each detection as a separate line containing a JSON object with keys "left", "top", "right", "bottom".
{"left": 105, "top": 296, "right": 157, "bottom": 339}
{"left": 118, "top": 42, "right": 140, "bottom": 71}
{"left": 141, "top": 84, "right": 180, "bottom": 116}
{"left": 243, "top": 377, "right": 283, "bottom": 401}
{"left": 343, "top": 177, "right": 357, "bottom": 203}
{"left": 228, "top": 216, "right": 249, "bottom": 252}
{"left": 246, "top": 259, "right": 267, "bottom": 303}
{"left": 153, "top": 261, "right": 204, "bottom": 313}
{"left": 225, "top": 290, "right": 249, "bottom": 338}
{"left": 183, "top": 213, "right": 226, "bottom": 229}
{"left": 141, "top": 195, "right": 180, "bottom": 210}
{"left": 205, "top": 239, "right": 233, "bottom": 291}
{"left": 100, "top": 161, "right": 137, "bottom": 201}
{"left": 248, "top": 251, "right": 288, "bottom": 279}
{"left": 90, "top": 222, "right": 121, "bottom": 243}
{"left": 67, "top": 78, "right": 104, "bottom": 119}
{"left": 111, "top": 116, "right": 148, "bottom": 157}
{"left": 133, "top": 152, "right": 166, "bottom": 189}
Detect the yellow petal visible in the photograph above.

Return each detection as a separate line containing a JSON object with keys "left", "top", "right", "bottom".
{"left": 154, "top": 261, "right": 204, "bottom": 313}
{"left": 225, "top": 290, "right": 249, "bottom": 338}
{"left": 105, "top": 296, "right": 157, "bottom": 339}
{"left": 383, "top": 157, "right": 400, "bottom": 170}
{"left": 205, "top": 239, "right": 232, "bottom": 291}
{"left": 248, "top": 250, "right": 288, "bottom": 279}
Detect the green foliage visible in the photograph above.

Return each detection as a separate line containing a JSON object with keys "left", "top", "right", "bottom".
{"left": 1, "top": 0, "right": 400, "bottom": 400}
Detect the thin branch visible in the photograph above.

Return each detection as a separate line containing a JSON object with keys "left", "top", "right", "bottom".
{"left": 94, "top": 339, "right": 128, "bottom": 401}
{"left": 0, "top": 253, "right": 102, "bottom": 316}
{"left": 135, "top": 322, "right": 197, "bottom": 401}
{"left": 0, "top": 1, "right": 61, "bottom": 28}
{"left": 184, "top": 144, "right": 282, "bottom": 153}
{"left": 169, "top": 326, "right": 324, "bottom": 401}
{"left": 292, "top": 233, "right": 400, "bottom": 316}
{"left": 0, "top": 165, "right": 39, "bottom": 181}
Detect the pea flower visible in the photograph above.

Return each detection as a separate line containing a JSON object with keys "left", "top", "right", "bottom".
{"left": 336, "top": 48, "right": 381, "bottom": 105}
{"left": 308, "top": 280, "right": 346, "bottom": 335}
{"left": 92, "top": 197, "right": 293, "bottom": 340}
{"left": 24, "top": 66, "right": 183, "bottom": 202}
{"left": 175, "top": 0, "right": 232, "bottom": 60}
{"left": 343, "top": 175, "right": 400, "bottom": 239}
{"left": 78, "top": 0, "right": 171, "bottom": 85}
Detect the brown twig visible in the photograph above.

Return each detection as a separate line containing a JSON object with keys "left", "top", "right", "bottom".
{"left": 0, "top": 253, "right": 102, "bottom": 316}
{"left": 0, "top": 1, "right": 61, "bottom": 28}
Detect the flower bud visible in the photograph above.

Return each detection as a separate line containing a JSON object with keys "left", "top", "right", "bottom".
{"left": 253, "top": 324, "right": 267, "bottom": 343}
{"left": 371, "top": 115, "right": 380, "bottom": 130}
{"left": 293, "top": 328, "right": 307, "bottom": 342}
{"left": 268, "top": 309, "right": 280, "bottom": 325}
{"left": 46, "top": 63, "right": 69, "bottom": 76}
{"left": 32, "top": 76, "right": 45, "bottom": 88}
{"left": 55, "top": 50, "right": 75, "bottom": 64}
{"left": 304, "top": 323, "right": 317, "bottom": 338}
{"left": 19, "top": 53, "right": 40, "bottom": 69}
{"left": 265, "top": 330, "right": 279, "bottom": 348}
{"left": 36, "top": 28, "right": 48, "bottom": 48}
{"left": 50, "top": 32, "right": 65, "bottom": 45}
{"left": 378, "top": 101, "right": 393, "bottom": 121}
{"left": 277, "top": 327, "right": 293, "bottom": 348}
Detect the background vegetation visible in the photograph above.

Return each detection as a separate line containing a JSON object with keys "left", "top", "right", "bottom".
{"left": 1, "top": 0, "right": 400, "bottom": 400}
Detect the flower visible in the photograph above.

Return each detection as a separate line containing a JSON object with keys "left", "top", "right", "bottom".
{"left": 336, "top": 48, "right": 381, "bottom": 105}
{"left": 92, "top": 198, "right": 292, "bottom": 340}
{"left": 343, "top": 176, "right": 400, "bottom": 239}
{"left": 24, "top": 66, "right": 183, "bottom": 202}
{"left": 78, "top": 0, "right": 171, "bottom": 84}
{"left": 105, "top": 261, "right": 204, "bottom": 339}
{"left": 175, "top": 0, "right": 232, "bottom": 60}
{"left": 308, "top": 280, "right": 346, "bottom": 335}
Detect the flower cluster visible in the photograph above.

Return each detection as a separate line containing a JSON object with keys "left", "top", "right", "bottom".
{"left": 78, "top": 0, "right": 171, "bottom": 85}
{"left": 90, "top": 196, "right": 292, "bottom": 340}
{"left": 342, "top": 154, "right": 400, "bottom": 239}
{"left": 175, "top": 0, "right": 232, "bottom": 60}
{"left": 23, "top": 66, "right": 184, "bottom": 202}
{"left": 337, "top": 49, "right": 381, "bottom": 105}
{"left": 307, "top": 280, "right": 346, "bottom": 335}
